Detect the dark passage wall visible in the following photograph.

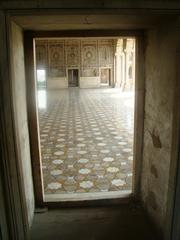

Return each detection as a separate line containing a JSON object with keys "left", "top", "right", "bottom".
{"left": 141, "top": 21, "right": 179, "bottom": 238}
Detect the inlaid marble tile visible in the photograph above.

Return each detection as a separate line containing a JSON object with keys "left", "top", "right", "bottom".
{"left": 38, "top": 88, "right": 134, "bottom": 195}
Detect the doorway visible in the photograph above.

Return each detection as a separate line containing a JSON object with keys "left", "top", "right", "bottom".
{"left": 37, "top": 69, "right": 46, "bottom": 89}
{"left": 100, "top": 68, "right": 111, "bottom": 86}
{"left": 33, "top": 37, "right": 136, "bottom": 203}
{"left": 68, "top": 69, "right": 79, "bottom": 87}
{"left": 1, "top": 11, "right": 173, "bottom": 240}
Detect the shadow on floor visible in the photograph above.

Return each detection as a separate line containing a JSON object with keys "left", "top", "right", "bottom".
{"left": 30, "top": 204, "right": 161, "bottom": 240}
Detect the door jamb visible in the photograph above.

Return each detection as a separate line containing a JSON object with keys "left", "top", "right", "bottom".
{"left": 24, "top": 30, "right": 145, "bottom": 207}
{"left": 24, "top": 33, "right": 44, "bottom": 206}
{"left": 0, "top": 12, "right": 29, "bottom": 240}
{"left": 100, "top": 67, "right": 111, "bottom": 86}
{"left": 67, "top": 67, "right": 79, "bottom": 87}
{"left": 165, "top": 49, "right": 180, "bottom": 240}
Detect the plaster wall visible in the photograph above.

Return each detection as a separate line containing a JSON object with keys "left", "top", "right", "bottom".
{"left": 11, "top": 22, "right": 35, "bottom": 227}
{"left": 141, "top": 23, "right": 178, "bottom": 235}
{"left": 79, "top": 77, "right": 100, "bottom": 88}
{"left": 47, "top": 77, "right": 68, "bottom": 88}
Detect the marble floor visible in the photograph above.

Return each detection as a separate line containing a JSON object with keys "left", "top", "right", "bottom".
{"left": 38, "top": 88, "right": 134, "bottom": 201}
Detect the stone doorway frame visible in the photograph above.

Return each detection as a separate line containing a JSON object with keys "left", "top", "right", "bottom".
{"left": 67, "top": 67, "right": 80, "bottom": 87}
{"left": 0, "top": 6, "right": 180, "bottom": 240}
{"left": 100, "top": 67, "right": 112, "bottom": 86}
{"left": 167, "top": 47, "right": 180, "bottom": 240}
{"left": 24, "top": 30, "right": 145, "bottom": 207}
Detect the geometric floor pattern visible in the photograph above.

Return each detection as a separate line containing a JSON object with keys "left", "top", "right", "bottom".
{"left": 38, "top": 88, "right": 134, "bottom": 199}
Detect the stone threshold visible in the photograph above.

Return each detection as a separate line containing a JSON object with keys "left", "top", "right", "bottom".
{"left": 44, "top": 190, "right": 132, "bottom": 202}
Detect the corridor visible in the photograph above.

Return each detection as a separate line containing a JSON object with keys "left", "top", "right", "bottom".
{"left": 38, "top": 88, "right": 134, "bottom": 201}
{"left": 31, "top": 205, "right": 159, "bottom": 240}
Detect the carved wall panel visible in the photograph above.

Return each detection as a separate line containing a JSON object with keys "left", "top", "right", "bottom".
{"left": 49, "top": 41, "right": 64, "bottom": 67}
{"left": 65, "top": 40, "right": 80, "bottom": 67}
{"left": 35, "top": 40, "right": 48, "bottom": 68}
{"left": 81, "top": 40, "right": 97, "bottom": 67}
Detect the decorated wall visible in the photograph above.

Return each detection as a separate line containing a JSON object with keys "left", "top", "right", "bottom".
{"left": 35, "top": 38, "right": 135, "bottom": 89}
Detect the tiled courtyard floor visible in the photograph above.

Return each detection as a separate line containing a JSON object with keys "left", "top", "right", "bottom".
{"left": 38, "top": 88, "right": 134, "bottom": 201}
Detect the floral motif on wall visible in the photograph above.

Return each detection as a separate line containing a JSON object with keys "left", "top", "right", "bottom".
{"left": 66, "top": 41, "right": 80, "bottom": 66}
{"left": 49, "top": 67, "right": 66, "bottom": 78}
{"left": 36, "top": 42, "right": 48, "bottom": 68}
{"left": 49, "top": 42, "right": 64, "bottom": 67}
{"left": 81, "top": 40, "right": 97, "bottom": 67}
{"left": 99, "top": 45, "right": 114, "bottom": 66}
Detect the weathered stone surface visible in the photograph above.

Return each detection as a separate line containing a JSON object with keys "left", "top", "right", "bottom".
{"left": 150, "top": 164, "right": 158, "bottom": 178}
{"left": 31, "top": 205, "right": 160, "bottom": 240}
{"left": 141, "top": 23, "right": 178, "bottom": 233}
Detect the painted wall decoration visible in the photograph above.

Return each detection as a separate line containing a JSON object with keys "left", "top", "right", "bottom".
{"left": 49, "top": 67, "right": 66, "bottom": 78}
{"left": 35, "top": 41, "right": 48, "bottom": 68}
{"left": 98, "top": 40, "right": 114, "bottom": 66}
{"left": 35, "top": 38, "right": 135, "bottom": 90}
{"left": 36, "top": 39, "right": 114, "bottom": 77}
{"left": 81, "top": 40, "right": 98, "bottom": 67}
{"left": 81, "top": 67, "right": 99, "bottom": 77}
{"left": 49, "top": 41, "right": 64, "bottom": 67}
{"left": 65, "top": 40, "right": 80, "bottom": 67}
{"left": 99, "top": 45, "right": 114, "bottom": 66}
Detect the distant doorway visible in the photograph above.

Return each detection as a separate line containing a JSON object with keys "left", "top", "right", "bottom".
{"left": 31, "top": 36, "right": 139, "bottom": 204}
{"left": 100, "top": 68, "right": 111, "bottom": 86}
{"left": 68, "top": 69, "right": 79, "bottom": 87}
{"left": 37, "top": 69, "right": 46, "bottom": 89}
